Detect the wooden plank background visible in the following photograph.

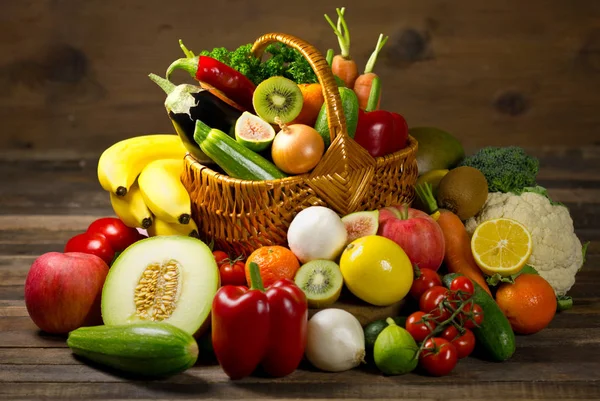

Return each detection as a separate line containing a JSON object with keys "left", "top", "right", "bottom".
{"left": 2, "top": 0, "right": 600, "bottom": 156}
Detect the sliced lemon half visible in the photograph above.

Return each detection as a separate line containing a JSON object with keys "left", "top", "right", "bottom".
{"left": 471, "top": 218, "right": 533, "bottom": 276}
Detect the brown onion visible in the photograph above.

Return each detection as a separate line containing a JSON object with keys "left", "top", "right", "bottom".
{"left": 271, "top": 124, "right": 325, "bottom": 174}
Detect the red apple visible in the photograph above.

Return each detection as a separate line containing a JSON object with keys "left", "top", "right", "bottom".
{"left": 377, "top": 205, "right": 445, "bottom": 271}
{"left": 378, "top": 206, "right": 402, "bottom": 225}
{"left": 24, "top": 252, "right": 109, "bottom": 334}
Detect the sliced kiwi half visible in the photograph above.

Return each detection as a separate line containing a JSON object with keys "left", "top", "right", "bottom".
{"left": 252, "top": 76, "right": 303, "bottom": 124}
{"left": 294, "top": 260, "right": 343, "bottom": 309}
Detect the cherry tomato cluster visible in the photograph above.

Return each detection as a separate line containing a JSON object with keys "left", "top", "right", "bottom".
{"left": 65, "top": 217, "right": 145, "bottom": 265}
{"left": 213, "top": 250, "right": 247, "bottom": 287}
{"left": 407, "top": 269, "right": 484, "bottom": 376}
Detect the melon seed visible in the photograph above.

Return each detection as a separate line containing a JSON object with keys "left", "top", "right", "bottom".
{"left": 134, "top": 259, "right": 181, "bottom": 321}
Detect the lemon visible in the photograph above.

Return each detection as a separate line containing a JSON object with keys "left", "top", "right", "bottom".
{"left": 339, "top": 236, "right": 413, "bottom": 306}
{"left": 471, "top": 218, "right": 533, "bottom": 276}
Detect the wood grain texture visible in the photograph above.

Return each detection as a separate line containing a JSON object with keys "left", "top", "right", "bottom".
{"left": 2, "top": 0, "right": 600, "bottom": 155}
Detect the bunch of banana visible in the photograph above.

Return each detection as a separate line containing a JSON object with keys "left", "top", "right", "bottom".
{"left": 98, "top": 134, "right": 199, "bottom": 238}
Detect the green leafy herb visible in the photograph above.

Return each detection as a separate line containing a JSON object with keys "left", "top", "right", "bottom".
{"left": 198, "top": 43, "right": 318, "bottom": 85}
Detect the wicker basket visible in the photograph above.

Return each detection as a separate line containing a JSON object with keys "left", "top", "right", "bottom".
{"left": 181, "top": 33, "right": 419, "bottom": 256}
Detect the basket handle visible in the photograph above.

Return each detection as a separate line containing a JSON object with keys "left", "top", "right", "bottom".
{"left": 251, "top": 33, "right": 346, "bottom": 145}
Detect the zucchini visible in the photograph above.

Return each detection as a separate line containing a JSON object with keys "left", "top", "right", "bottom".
{"left": 194, "top": 120, "right": 287, "bottom": 181}
{"left": 67, "top": 323, "right": 199, "bottom": 377}
{"left": 314, "top": 87, "right": 359, "bottom": 148}
{"left": 443, "top": 273, "right": 516, "bottom": 362}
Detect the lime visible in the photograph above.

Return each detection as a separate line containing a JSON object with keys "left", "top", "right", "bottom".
{"left": 339, "top": 235, "right": 413, "bottom": 306}
{"left": 374, "top": 318, "right": 419, "bottom": 375}
{"left": 364, "top": 316, "right": 408, "bottom": 355}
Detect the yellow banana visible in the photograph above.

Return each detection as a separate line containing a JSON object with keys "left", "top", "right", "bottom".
{"left": 138, "top": 158, "right": 192, "bottom": 224}
{"left": 98, "top": 134, "right": 187, "bottom": 196}
{"left": 109, "top": 180, "right": 153, "bottom": 229}
{"left": 147, "top": 216, "right": 200, "bottom": 237}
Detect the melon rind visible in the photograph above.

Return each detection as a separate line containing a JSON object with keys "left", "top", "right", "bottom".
{"left": 101, "top": 236, "right": 219, "bottom": 336}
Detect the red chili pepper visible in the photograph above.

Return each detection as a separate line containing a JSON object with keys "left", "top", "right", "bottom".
{"left": 353, "top": 76, "right": 409, "bottom": 158}
{"left": 166, "top": 41, "right": 255, "bottom": 112}
{"left": 211, "top": 262, "right": 308, "bottom": 380}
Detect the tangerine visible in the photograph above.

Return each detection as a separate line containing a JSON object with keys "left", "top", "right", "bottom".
{"left": 245, "top": 246, "right": 300, "bottom": 288}
{"left": 290, "top": 83, "right": 324, "bottom": 126}
{"left": 495, "top": 273, "right": 557, "bottom": 335}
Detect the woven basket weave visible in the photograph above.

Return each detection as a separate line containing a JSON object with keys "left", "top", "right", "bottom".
{"left": 181, "top": 32, "right": 419, "bottom": 256}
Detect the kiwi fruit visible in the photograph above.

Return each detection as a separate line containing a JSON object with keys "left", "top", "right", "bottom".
{"left": 436, "top": 166, "right": 489, "bottom": 220}
{"left": 252, "top": 76, "right": 303, "bottom": 124}
{"left": 294, "top": 260, "right": 343, "bottom": 309}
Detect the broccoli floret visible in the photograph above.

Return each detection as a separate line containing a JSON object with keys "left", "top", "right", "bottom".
{"left": 458, "top": 146, "right": 539, "bottom": 193}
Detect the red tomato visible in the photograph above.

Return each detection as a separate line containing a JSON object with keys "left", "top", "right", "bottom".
{"left": 405, "top": 311, "right": 437, "bottom": 342}
{"left": 461, "top": 303, "right": 484, "bottom": 329}
{"left": 441, "top": 326, "right": 476, "bottom": 359}
{"left": 212, "top": 250, "right": 230, "bottom": 266}
{"left": 87, "top": 217, "right": 141, "bottom": 252}
{"left": 219, "top": 260, "right": 247, "bottom": 287}
{"left": 449, "top": 276, "right": 475, "bottom": 300}
{"left": 409, "top": 268, "right": 442, "bottom": 299}
{"left": 65, "top": 232, "right": 115, "bottom": 265}
{"left": 419, "top": 286, "right": 451, "bottom": 322}
{"left": 419, "top": 337, "right": 458, "bottom": 376}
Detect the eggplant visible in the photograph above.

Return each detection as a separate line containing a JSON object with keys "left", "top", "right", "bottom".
{"left": 149, "top": 74, "right": 243, "bottom": 164}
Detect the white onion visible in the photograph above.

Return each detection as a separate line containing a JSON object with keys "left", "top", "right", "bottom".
{"left": 305, "top": 308, "right": 365, "bottom": 372}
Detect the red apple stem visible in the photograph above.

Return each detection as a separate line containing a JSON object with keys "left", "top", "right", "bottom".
{"left": 399, "top": 204, "right": 409, "bottom": 220}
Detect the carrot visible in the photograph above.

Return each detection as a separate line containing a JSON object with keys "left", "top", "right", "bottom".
{"left": 354, "top": 34, "right": 389, "bottom": 110}
{"left": 415, "top": 183, "right": 493, "bottom": 296}
{"left": 437, "top": 210, "right": 493, "bottom": 296}
{"left": 324, "top": 8, "right": 358, "bottom": 88}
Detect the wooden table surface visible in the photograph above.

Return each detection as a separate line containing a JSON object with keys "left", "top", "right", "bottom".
{"left": 0, "top": 146, "right": 599, "bottom": 400}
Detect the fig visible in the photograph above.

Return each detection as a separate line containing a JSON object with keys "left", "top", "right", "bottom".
{"left": 341, "top": 210, "right": 379, "bottom": 245}
{"left": 234, "top": 111, "right": 276, "bottom": 152}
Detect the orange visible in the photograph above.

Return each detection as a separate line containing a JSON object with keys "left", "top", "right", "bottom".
{"left": 291, "top": 84, "right": 324, "bottom": 126}
{"left": 245, "top": 246, "right": 300, "bottom": 288}
{"left": 495, "top": 274, "right": 557, "bottom": 335}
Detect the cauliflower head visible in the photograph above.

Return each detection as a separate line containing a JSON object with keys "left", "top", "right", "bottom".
{"left": 465, "top": 188, "right": 584, "bottom": 296}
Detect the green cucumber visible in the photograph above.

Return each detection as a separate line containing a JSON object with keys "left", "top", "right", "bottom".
{"left": 314, "top": 87, "right": 359, "bottom": 148}
{"left": 443, "top": 273, "right": 516, "bottom": 361}
{"left": 194, "top": 120, "right": 287, "bottom": 181}
{"left": 67, "top": 323, "right": 199, "bottom": 377}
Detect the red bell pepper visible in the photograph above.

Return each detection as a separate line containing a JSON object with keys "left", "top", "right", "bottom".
{"left": 212, "top": 262, "right": 308, "bottom": 380}
{"left": 353, "top": 76, "right": 409, "bottom": 158}
{"left": 167, "top": 40, "right": 256, "bottom": 112}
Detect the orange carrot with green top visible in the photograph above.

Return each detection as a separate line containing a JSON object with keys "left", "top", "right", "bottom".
{"left": 415, "top": 183, "right": 493, "bottom": 296}
{"left": 324, "top": 7, "right": 358, "bottom": 88}
{"left": 354, "top": 34, "right": 389, "bottom": 110}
